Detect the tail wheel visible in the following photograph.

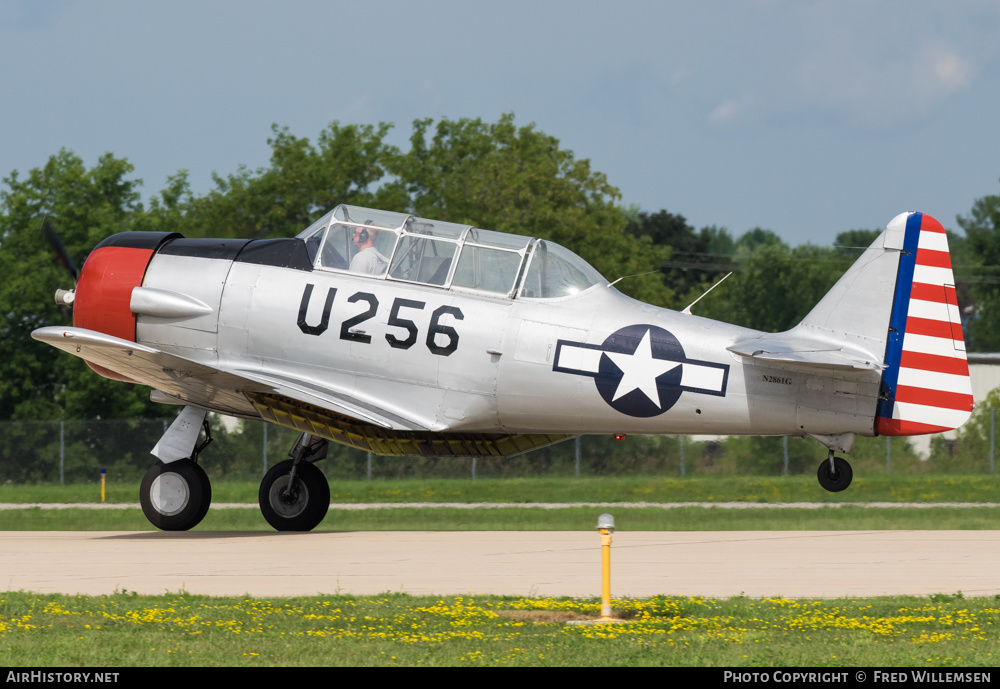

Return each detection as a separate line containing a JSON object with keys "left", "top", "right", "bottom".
{"left": 140, "top": 459, "right": 212, "bottom": 531}
{"left": 817, "top": 456, "right": 853, "bottom": 493}
{"left": 259, "top": 459, "right": 330, "bottom": 532}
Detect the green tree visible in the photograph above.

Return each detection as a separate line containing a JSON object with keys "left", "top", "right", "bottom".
{"left": 928, "top": 388, "right": 1000, "bottom": 473}
{"left": 697, "top": 240, "right": 850, "bottom": 333}
{"left": 0, "top": 150, "right": 170, "bottom": 420}
{"left": 733, "top": 226, "right": 785, "bottom": 262}
{"left": 173, "top": 114, "right": 674, "bottom": 303}
{"left": 958, "top": 187, "right": 1000, "bottom": 351}
{"left": 138, "top": 170, "right": 194, "bottom": 236}
{"left": 386, "top": 115, "right": 673, "bottom": 306}
{"left": 625, "top": 209, "right": 735, "bottom": 307}
{"left": 181, "top": 122, "right": 405, "bottom": 239}
{"left": 833, "top": 228, "right": 880, "bottom": 257}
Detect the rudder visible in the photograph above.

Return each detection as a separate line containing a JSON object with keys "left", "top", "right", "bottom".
{"left": 875, "top": 212, "right": 972, "bottom": 435}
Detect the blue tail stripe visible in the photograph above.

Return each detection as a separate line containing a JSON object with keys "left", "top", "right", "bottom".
{"left": 876, "top": 212, "right": 922, "bottom": 421}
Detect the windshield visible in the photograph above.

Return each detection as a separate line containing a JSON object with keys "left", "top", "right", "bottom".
{"left": 519, "top": 241, "right": 606, "bottom": 299}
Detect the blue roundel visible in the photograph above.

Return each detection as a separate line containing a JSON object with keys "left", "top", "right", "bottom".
{"left": 594, "top": 324, "right": 686, "bottom": 417}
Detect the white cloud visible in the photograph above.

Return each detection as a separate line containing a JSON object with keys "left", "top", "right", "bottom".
{"left": 698, "top": 2, "right": 993, "bottom": 130}
{"left": 927, "top": 47, "right": 976, "bottom": 94}
{"left": 708, "top": 97, "right": 753, "bottom": 127}
{"left": 794, "top": 38, "right": 977, "bottom": 127}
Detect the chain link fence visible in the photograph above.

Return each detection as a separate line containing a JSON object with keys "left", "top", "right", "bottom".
{"left": 0, "top": 412, "right": 995, "bottom": 485}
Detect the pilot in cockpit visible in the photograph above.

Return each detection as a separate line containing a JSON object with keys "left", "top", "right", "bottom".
{"left": 349, "top": 220, "right": 389, "bottom": 275}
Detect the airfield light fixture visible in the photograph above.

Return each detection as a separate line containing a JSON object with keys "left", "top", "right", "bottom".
{"left": 596, "top": 513, "right": 615, "bottom": 532}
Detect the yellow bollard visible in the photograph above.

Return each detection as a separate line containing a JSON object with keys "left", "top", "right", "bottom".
{"left": 566, "top": 514, "right": 623, "bottom": 627}
{"left": 100, "top": 468, "right": 106, "bottom": 503}
{"left": 597, "top": 513, "right": 615, "bottom": 621}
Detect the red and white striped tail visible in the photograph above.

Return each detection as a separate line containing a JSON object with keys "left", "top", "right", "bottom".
{"left": 875, "top": 212, "right": 973, "bottom": 436}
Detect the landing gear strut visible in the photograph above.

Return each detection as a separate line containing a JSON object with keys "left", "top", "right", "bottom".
{"left": 817, "top": 450, "right": 853, "bottom": 492}
{"left": 140, "top": 417, "right": 214, "bottom": 530}
{"left": 258, "top": 433, "right": 330, "bottom": 531}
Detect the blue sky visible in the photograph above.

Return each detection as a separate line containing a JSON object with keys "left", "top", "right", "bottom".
{"left": 2, "top": 0, "right": 999, "bottom": 246}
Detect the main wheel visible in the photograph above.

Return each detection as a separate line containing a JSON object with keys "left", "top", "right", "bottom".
{"left": 817, "top": 456, "right": 853, "bottom": 492}
{"left": 259, "top": 459, "right": 330, "bottom": 531}
{"left": 140, "top": 459, "right": 212, "bottom": 531}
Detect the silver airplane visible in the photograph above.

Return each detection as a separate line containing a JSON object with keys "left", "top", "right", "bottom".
{"left": 33, "top": 206, "right": 973, "bottom": 531}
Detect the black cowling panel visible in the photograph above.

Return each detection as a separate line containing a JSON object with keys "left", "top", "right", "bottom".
{"left": 158, "top": 238, "right": 250, "bottom": 260}
{"left": 235, "top": 238, "right": 313, "bottom": 271}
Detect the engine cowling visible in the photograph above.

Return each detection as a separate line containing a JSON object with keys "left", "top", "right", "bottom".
{"left": 73, "top": 231, "right": 179, "bottom": 381}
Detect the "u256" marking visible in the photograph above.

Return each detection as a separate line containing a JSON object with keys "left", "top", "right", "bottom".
{"left": 296, "top": 284, "right": 464, "bottom": 356}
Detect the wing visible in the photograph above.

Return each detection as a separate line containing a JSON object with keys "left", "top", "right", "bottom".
{"left": 31, "top": 326, "right": 427, "bottom": 431}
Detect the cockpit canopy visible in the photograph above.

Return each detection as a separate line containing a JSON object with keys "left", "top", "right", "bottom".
{"left": 297, "top": 204, "right": 607, "bottom": 300}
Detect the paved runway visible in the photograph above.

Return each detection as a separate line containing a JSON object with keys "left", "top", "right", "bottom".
{"left": 3, "top": 530, "right": 999, "bottom": 599}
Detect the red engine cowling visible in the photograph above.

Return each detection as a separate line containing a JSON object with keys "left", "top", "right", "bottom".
{"left": 73, "top": 232, "right": 179, "bottom": 381}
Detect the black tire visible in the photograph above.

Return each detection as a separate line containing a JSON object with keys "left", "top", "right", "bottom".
{"left": 259, "top": 459, "right": 330, "bottom": 531}
{"left": 817, "top": 456, "right": 853, "bottom": 493}
{"left": 139, "top": 459, "right": 212, "bottom": 531}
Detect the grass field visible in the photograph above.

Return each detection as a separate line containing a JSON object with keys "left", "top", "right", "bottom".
{"left": 2, "top": 590, "right": 997, "bottom": 667}
{"left": 3, "top": 473, "right": 999, "bottom": 504}
{"left": 2, "top": 474, "right": 998, "bottom": 531}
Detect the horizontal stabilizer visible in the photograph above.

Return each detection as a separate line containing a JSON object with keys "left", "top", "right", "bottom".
{"left": 727, "top": 337, "right": 883, "bottom": 371}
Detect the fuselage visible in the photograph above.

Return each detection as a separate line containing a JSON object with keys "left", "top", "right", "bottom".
{"left": 63, "top": 202, "right": 892, "bottom": 447}
{"left": 125, "top": 237, "right": 880, "bottom": 440}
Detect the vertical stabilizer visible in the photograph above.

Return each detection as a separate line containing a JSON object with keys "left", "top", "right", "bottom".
{"left": 876, "top": 212, "right": 972, "bottom": 435}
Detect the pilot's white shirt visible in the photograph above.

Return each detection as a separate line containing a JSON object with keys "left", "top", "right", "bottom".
{"left": 350, "top": 247, "right": 388, "bottom": 275}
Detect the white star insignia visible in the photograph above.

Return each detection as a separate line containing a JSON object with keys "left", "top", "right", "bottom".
{"left": 605, "top": 329, "right": 680, "bottom": 408}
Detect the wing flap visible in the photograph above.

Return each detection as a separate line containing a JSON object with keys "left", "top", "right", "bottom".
{"left": 231, "top": 368, "right": 429, "bottom": 431}
{"left": 246, "top": 389, "right": 574, "bottom": 458}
